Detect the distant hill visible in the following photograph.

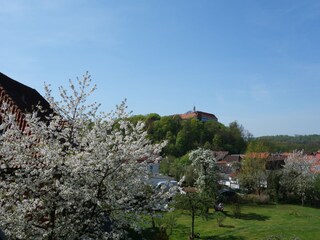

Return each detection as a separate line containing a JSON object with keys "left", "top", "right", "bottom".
{"left": 255, "top": 135, "right": 320, "bottom": 153}
{"left": 129, "top": 113, "right": 248, "bottom": 157}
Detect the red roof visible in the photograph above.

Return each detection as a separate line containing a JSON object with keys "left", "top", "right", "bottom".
{"left": 178, "top": 110, "right": 218, "bottom": 122}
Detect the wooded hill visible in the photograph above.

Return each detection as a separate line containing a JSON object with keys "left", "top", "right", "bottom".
{"left": 129, "top": 113, "right": 320, "bottom": 156}
{"left": 129, "top": 113, "right": 248, "bottom": 157}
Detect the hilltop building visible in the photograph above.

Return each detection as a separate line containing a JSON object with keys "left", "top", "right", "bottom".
{"left": 178, "top": 108, "right": 218, "bottom": 122}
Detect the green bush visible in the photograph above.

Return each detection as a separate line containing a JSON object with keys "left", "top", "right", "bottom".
{"left": 214, "top": 211, "right": 226, "bottom": 227}
{"left": 230, "top": 203, "right": 242, "bottom": 218}
{"left": 153, "top": 227, "right": 170, "bottom": 240}
{"left": 154, "top": 212, "right": 177, "bottom": 236}
{"left": 242, "top": 194, "right": 270, "bottom": 204}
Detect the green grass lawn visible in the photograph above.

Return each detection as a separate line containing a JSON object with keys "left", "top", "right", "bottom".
{"left": 166, "top": 204, "right": 320, "bottom": 240}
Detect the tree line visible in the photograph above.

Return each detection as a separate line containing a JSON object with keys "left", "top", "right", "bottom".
{"left": 255, "top": 135, "right": 320, "bottom": 153}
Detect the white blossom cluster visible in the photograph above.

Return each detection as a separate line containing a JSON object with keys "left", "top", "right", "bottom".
{"left": 0, "top": 73, "right": 167, "bottom": 239}
{"left": 281, "top": 150, "right": 316, "bottom": 205}
{"left": 189, "top": 148, "right": 217, "bottom": 194}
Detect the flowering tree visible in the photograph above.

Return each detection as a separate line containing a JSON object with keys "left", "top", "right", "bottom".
{"left": 189, "top": 148, "right": 218, "bottom": 200}
{"left": 0, "top": 73, "right": 167, "bottom": 239}
{"left": 174, "top": 148, "right": 218, "bottom": 240}
{"left": 280, "top": 150, "right": 315, "bottom": 206}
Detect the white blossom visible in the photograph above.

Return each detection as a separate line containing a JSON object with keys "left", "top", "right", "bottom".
{"left": 280, "top": 150, "right": 316, "bottom": 206}
{"left": 189, "top": 148, "right": 218, "bottom": 194}
{"left": 0, "top": 73, "right": 166, "bottom": 239}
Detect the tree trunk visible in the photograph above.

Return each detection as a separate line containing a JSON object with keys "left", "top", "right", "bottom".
{"left": 151, "top": 215, "right": 156, "bottom": 228}
{"left": 48, "top": 207, "right": 56, "bottom": 240}
{"left": 301, "top": 194, "right": 305, "bottom": 207}
{"left": 190, "top": 208, "right": 195, "bottom": 240}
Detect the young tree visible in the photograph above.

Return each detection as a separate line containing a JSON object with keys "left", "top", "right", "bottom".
{"left": 0, "top": 73, "right": 167, "bottom": 239}
{"left": 174, "top": 148, "right": 218, "bottom": 239}
{"left": 280, "top": 150, "right": 315, "bottom": 206}
{"left": 174, "top": 190, "right": 207, "bottom": 240}
{"left": 238, "top": 156, "right": 267, "bottom": 195}
{"left": 238, "top": 141, "right": 270, "bottom": 195}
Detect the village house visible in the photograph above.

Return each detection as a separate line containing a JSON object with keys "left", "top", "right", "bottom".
{"left": 215, "top": 150, "right": 320, "bottom": 190}
{"left": 214, "top": 151, "right": 243, "bottom": 189}
{"left": 0, "top": 72, "right": 53, "bottom": 132}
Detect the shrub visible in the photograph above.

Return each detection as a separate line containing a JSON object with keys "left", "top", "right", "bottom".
{"left": 231, "top": 203, "right": 242, "bottom": 218}
{"left": 242, "top": 194, "right": 270, "bottom": 204}
{"left": 153, "top": 227, "right": 169, "bottom": 240}
{"left": 214, "top": 211, "right": 226, "bottom": 227}
{"left": 154, "top": 212, "right": 177, "bottom": 236}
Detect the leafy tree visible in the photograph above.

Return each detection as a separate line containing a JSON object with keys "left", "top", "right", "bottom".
{"left": 175, "top": 129, "right": 189, "bottom": 156}
{"left": 183, "top": 165, "right": 197, "bottom": 187}
{"left": 246, "top": 139, "right": 271, "bottom": 153}
{"left": 175, "top": 119, "right": 201, "bottom": 156}
{"left": 267, "top": 170, "right": 282, "bottom": 203}
{"left": 174, "top": 191, "right": 209, "bottom": 240}
{"left": 159, "top": 155, "right": 175, "bottom": 177}
{"left": 147, "top": 115, "right": 181, "bottom": 156}
{"left": 238, "top": 141, "right": 270, "bottom": 195}
{"left": 311, "top": 174, "right": 320, "bottom": 206}
{"left": 212, "top": 134, "right": 223, "bottom": 151}
{"left": 226, "top": 121, "right": 247, "bottom": 153}
{"left": 128, "top": 114, "right": 146, "bottom": 125}
{"left": 144, "top": 113, "right": 161, "bottom": 133}
{"left": 171, "top": 154, "right": 191, "bottom": 180}
{"left": 159, "top": 154, "right": 190, "bottom": 180}
{"left": 0, "top": 73, "right": 167, "bottom": 239}
{"left": 280, "top": 150, "right": 316, "bottom": 206}
{"left": 239, "top": 156, "right": 267, "bottom": 195}
{"left": 203, "top": 141, "right": 211, "bottom": 150}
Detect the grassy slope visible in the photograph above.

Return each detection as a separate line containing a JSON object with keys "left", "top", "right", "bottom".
{"left": 169, "top": 204, "right": 320, "bottom": 240}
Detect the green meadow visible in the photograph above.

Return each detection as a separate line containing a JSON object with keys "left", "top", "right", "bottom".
{"left": 159, "top": 204, "right": 320, "bottom": 240}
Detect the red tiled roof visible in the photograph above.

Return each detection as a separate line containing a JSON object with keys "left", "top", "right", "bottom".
{"left": 245, "top": 152, "right": 270, "bottom": 159}
{"left": 224, "top": 155, "right": 242, "bottom": 162}
{"left": 178, "top": 111, "right": 218, "bottom": 121}
{"left": 179, "top": 112, "right": 197, "bottom": 120}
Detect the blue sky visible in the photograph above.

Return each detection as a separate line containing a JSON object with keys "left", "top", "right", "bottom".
{"left": 0, "top": 0, "right": 320, "bottom": 137}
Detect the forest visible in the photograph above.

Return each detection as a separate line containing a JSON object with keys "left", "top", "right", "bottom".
{"left": 256, "top": 135, "right": 320, "bottom": 153}
{"left": 129, "top": 113, "right": 248, "bottom": 157}
{"left": 129, "top": 113, "right": 320, "bottom": 156}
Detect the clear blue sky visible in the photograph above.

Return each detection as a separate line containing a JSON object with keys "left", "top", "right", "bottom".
{"left": 1, "top": 0, "right": 319, "bottom": 137}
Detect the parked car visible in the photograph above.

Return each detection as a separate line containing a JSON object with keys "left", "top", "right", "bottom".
{"left": 156, "top": 180, "right": 178, "bottom": 190}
